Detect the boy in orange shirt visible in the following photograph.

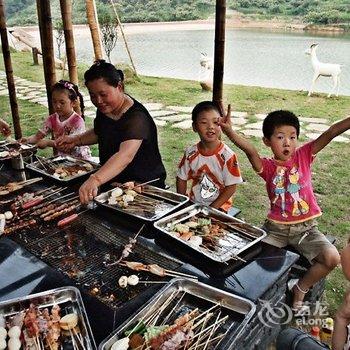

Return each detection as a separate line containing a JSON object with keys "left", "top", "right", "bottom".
{"left": 176, "top": 101, "right": 243, "bottom": 212}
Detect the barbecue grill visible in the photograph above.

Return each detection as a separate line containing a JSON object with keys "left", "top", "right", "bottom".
{"left": 154, "top": 204, "right": 267, "bottom": 276}
{"left": 11, "top": 209, "right": 184, "bottom": 311}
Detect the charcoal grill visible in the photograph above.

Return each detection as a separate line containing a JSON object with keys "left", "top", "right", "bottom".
{"left": 11, "top": 210, "right": 183, "bottom": 310}
{"left": 154, "top": 204, "right": 266, "bottom": 276}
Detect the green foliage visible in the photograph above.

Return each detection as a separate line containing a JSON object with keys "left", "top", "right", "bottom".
{"left": 5, "top": 0, "right": 215, "bottom": 25}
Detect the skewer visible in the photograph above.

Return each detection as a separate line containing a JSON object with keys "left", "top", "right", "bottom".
{"left": 17, "top": 177, "right": 43, "bottom": 186}
{"left": 138, "top": 280, "right": 168, "bottom": 284}
{"left": 164, "top": 269, "right": 198, "bottom": 280}
{"left": 134, "top": 177, "right": 161, "bottom": 188}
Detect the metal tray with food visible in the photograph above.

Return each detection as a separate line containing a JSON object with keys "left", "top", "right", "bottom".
{"left": 99, "top": 278, "right": 255, "bottom": 350}
{"left": 26, "top": 155, "right": 99, "bottom": 182}
{"left": 154, "top": 204, "right": 266, "bottom": 275}
{"left": 0, "top": 286, "right": 96, "bottom": 349}
{"left": 94, "top": 184, "right": 189, "bottom": 222}
{"left": 0, "top": 141, "right": 36, "bottom": 160}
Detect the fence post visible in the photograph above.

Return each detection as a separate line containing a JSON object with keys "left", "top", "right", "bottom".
{"left": 32, "top": 47, "right": 39, "bottom": 65}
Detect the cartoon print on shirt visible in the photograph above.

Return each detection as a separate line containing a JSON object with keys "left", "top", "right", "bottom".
{"left": 272, "top": 166, "right": 288, "bottom": 218}
{"left": 200, "top": 173, "right": 218, "bottom": 199}
{"left": 287, "top": 165, "right": 309, "bottom": 216}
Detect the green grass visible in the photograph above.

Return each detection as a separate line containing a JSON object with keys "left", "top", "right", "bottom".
{"left": 1, "top": 50, "right": 350, "bottom": 315}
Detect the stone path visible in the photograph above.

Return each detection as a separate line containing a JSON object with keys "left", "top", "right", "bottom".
{"left": 0, "top": 72, "right": 349, "bottom": 143}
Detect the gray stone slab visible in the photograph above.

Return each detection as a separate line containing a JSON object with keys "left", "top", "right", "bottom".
{"left": 299, "top": 117, "right": 328, "bottom": 124}
{"left": 232, "top": 111, "right": 248, "bottom": 118}
{"left": 154, "top": 119, "right": 167, "bottom": 127}
{"left": 151, "top": 110, "right": 177, "bottom": 118}
{"left": 305, "top": 123, "right": 329, "bottom": 132}
{"left": 172, "top": 120, "right": 192, "bottom": 129}
{"left": 144, "top": 102, "right": 164, "bottom": 111}
{"left": 255, "top": 113, "right": 267, "bottom": 120}
{"left": 307, "top": 132, "right": 349, "bottom": 143}
{"left": 240, "top": 129, "right": 263, "bottom": 138}
{"left": 0, "top": 90, "right": 8, "bottom": 96}
{"left": 244, "top": 121, "right": 263, "bottom": 130}
{"left": 158, "top": 114, "right": 191, "bottom": 122}
{"left": 230, "top": 117, "right": 247, "bottom": 125}
{"left": 167, "top": 106, "right": 193, "bottom": 113}
{"left": 84, "top": 111, "right": 96, "bottom": 118}
{"left": 84, "top": 100, "right": 94, "bottom": 108}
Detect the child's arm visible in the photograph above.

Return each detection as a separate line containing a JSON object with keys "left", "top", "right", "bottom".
{"left": 20, "top": 131, "right": 45, "bottom": 144}
{"left": 210, "top": 184, "right": 236, "bottom": 210}
{"left": 312, "top": 116, "right": 350, "bottom": 155}
{"left": 36, "top": 139, "right": 55, "bottom": 149}
{"left": 220, "top": 104, "right": 263, "bottom": 173}
{"left": 176, "top": 177, "right": 187, "bottom": 195}
{"left": 333, "top": 290, "right": 350, "bottom": 350}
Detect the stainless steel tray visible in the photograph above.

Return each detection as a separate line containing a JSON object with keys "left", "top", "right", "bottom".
{"left": 0, "top": 141, "right": 36, "bottom": 160}
{"left": 95, "top": 185, "right": 189, "bottom": 222}
{"left": 26, "top": 155, "right": 99, "bottom": 182}
{"left": 99, "top": 278, "right": 255, "bottom": 350}
{"left": 154, "top": 204, "right": 266, "bottom": 264}
{"left": 0, "top": 286, "right": 96, "bottom": 349}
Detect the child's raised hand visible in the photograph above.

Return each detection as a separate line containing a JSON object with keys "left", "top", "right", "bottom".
{"left": 218, "top": 104, "right": 233, "bottom": 135}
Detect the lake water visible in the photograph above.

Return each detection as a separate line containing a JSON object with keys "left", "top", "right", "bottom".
{"left": 64, "top": 27, "right": 350, "bottom": 96}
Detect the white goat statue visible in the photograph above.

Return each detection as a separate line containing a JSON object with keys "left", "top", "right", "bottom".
{"left": 199, "top": 53, "right": 213, "bottom": 91}
{"left": 305, "top": 43, "right": 342, "bottom": 97}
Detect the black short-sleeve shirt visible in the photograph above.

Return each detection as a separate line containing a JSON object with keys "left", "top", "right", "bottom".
{"left": 94, "top": 97, "right": 166, "bottom": 188}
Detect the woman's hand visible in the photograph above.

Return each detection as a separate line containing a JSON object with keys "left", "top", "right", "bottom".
{"left": 79, "top": 175, "right": 100, "bottom": 204}
{"left": 0, "top": 119, "right": 11, "bottom": 137}
{"left": 55, "top": 135, "right": 78, "bottom": 152}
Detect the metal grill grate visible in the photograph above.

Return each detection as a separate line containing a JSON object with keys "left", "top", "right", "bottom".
{"left": 11, "top": 212, "right": 182, "bottom": 310}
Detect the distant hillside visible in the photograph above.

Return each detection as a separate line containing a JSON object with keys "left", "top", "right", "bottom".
{"left": 4, "top": 0, "right": 350, "bottom": 26}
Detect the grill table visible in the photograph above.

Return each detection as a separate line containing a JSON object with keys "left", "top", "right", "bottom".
{"left": 0, "top": 166, "right": 300, "bottom": 349}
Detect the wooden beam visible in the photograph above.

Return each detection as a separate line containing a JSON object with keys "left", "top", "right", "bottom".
{"left": 59, "top": 0, "right": 78, "bottom": 84}
{"left": 86, "top": 0, "right": 104, "bottom": 61}
{"left": 212, "top": 0, "right": 226, "bottom": 105}
{"left": 0, "top": 0, "right": 21, "bottom": 139}
{"left": 36, "top": 0, "right": 56, "bottom": 114}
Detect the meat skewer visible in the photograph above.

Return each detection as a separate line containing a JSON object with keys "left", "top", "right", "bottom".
{"left": 119, "top": 260, "right": 198, "bottom": 280}
{"left": 57, "top": 208, "right": 90, "bottom": 227}
{"left": 21, "top": 187, "right": 68, "bottom": 209}
{"left": 105, "top": 224, "right": 145, "bottom": 267}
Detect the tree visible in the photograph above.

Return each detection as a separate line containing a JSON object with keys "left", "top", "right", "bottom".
{"left": 54, "top": 19, "right": 65, "bottom": 59}
{"left": 98, "top": 7, "right": 118, "bottom": 63}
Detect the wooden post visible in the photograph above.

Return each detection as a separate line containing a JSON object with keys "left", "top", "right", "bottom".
{"left": 32, "top": 47, "right": 39, "bottom": 65}
{"left": 0, "top": 0, "right": 22, "bottom": 139}
{"left": 59, "top": 0, "right": 78, "bottom": 84}
{"left": 36, "top": 0, "right": 56, "bottom": 114}
{"left": 86, "top": 0, "right": 104, "bottom": 61}
{"left": 212, "top": 0, "right": 226, "bottom": 105}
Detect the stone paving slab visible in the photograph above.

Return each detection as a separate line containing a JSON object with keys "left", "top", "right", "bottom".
{"left": 0, "top": 90, "right": 8, "bottom": 96}
{"left": 305, "top": 123, "right": 329, "bottom": 132}
{"left": 144, "top": 102, "right": 164, "bottom": 111}
{"left": 306, "top": 132, "right": 349, "bottom": 142}
{"left": 154, "top": 119, "right": 167, "bottom": 127}
{"left": 151, "top": 110, "right": 177, "bottom": 118}
{"left": 299, "top": 117, "right": 328, "bottom": 124}
{"left": 255, "top": 113, "right": 267, "bottom": 120}
{"left": 167, "top": 106, "right": 193, "bottom": 113}
{"left": 244, "top": 121, "right": 263, "bottom": 130}
{"left": 230, "top": 117, "right": 247, "bottom": 125}
{"left": 84, "top": 110, "right": 96, "bottom": 118}
{"left": 240, "top": 129, "right": 263, "bottom": 137}
{"left": 232, "top": 111, "right": 248, "bottom": 118}
{"left": 172, "top": 120, "right": 192, "bottom": 129}
{"left": 158, "top": 114, "right": 191, "bottom": 122}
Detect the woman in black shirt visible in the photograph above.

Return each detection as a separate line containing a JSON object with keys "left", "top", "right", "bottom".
{"left": 56, "top": 60, "right": 166, "bottom": 204}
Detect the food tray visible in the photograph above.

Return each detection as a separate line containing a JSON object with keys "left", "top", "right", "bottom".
{"left": 0, "top": 286, "right": 96, "bottom": 349}
{"left": 94, "top": 185, "right": 189, "bottom": 222}
{"left": 0, "top": 141, "right": 36, "bottom": 160}
{"left": 154, "top": 204, "right": 266, "bottom": 275}
{"left": 26, "top": 155, "right": 99, "bottom": 183}
{"left": 99, "top": 278, "right": 255, "bottom": 350}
